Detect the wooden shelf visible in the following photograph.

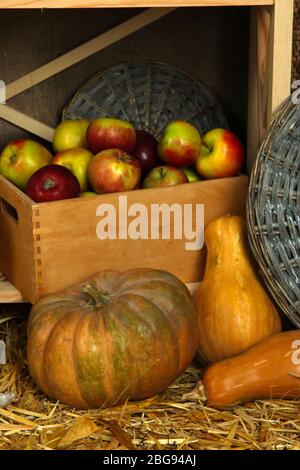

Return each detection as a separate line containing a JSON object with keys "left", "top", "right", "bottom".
{"left": 0, "top": 275, "right": 23, "bottom": 303}
{"left": 0, "top": 0, "right": 275, "bottom": 9}
{"left": 0, "top": 274, "right": 198, "bottom": 304}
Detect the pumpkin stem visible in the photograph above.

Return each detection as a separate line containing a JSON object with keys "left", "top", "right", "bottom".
{"left": 83, "top": 284, "right": 110, "bottom": 309}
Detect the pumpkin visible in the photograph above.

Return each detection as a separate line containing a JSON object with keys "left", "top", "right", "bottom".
{"left": 203, "top": 330, "right": 300, "bottom": 408}
{"left": 195, "top": 215, "right": 281, "bottom": 364}
{"left": 27, "top": 268, "right": 198, "bottom": 409}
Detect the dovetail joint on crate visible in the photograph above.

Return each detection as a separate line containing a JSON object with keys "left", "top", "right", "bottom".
{"left": 32, "top": 207, "right": 43, "bottom": 295}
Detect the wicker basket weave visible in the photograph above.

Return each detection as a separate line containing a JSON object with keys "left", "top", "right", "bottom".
{"left": 247, "top": 95, "right": 300, "bottom": 327}
{"left": 63, "top": 62, "right": 228, "bottom": 138}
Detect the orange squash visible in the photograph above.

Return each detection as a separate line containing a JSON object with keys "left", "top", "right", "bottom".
{"left": 195, "top": 215, "right": 281, "bottom": 364}
{"left": 27, "top": 268, "right": 198, "bottom": 409}
{"left": 203, "top": 330, "right": 300, "bottom": 408}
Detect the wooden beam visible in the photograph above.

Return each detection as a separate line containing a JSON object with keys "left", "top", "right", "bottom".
{"left": 267, "top": 0, "right": 294, "bottom": 115}
{"left": 5, "top": 8, "right": 176, "bottom": 101}
{"left": 0, "top": 104, "right": 54, "bottom": 141}
{"left": 247, "top": 6, "right": 271, "bottom": 172}
{"left": 0, "top": 275, "right": 24, "bottom": 303}
{"left": 247, "top": 0, "right": 294, "bottom": 172}
{"left": 0, "top": 1, "right": 275, "bottom": 8}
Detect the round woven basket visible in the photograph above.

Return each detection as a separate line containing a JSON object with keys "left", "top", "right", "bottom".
{"left": 63, "top": 62, "right": 228, "bottom": 138}
{"left": 247, "top": 95, "right": 300, "bottom": 327}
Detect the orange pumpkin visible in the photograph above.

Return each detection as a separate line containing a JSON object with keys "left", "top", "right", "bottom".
{"left": 195, "top": 215, "right": 281, "bottom": 364}
{"left": 203, "top": 330, "right": 300, "bottom": 408}
{"left": 27, "top": 268, "right": 198, "bottom": 409}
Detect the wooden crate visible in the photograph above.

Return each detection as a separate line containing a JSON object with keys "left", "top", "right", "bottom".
{"left": 0, "top": 0, "right": 294, "bottom": 302}
{"left": 0, "top": 174, "right": 247, "bottom": 303}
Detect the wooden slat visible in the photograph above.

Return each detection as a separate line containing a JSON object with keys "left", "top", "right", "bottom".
{"left": 0, "top": 104, "right": 54, "bottom": 141}
{"left": 185, "top": 282, "right": 199, "bottom": 298}
{"left": 268, "top": 0, "right": 294, "bottom": 114}
{"left": 247, "top": 0, "right": 294, "bottom": 171}
{"left": 5, "top": 8, "right": 176, "bottom": 101}
{"left": 0, "top": 277, "right": 197, "bottom": 305}
{"left": 247, "top": 6, "right": 271, "bottom": 171}
{"left": 0, "top": 1, "right": 275, "bottom": 8}
{"left": 0, "top": 275, "right": 24, "bottom": 303}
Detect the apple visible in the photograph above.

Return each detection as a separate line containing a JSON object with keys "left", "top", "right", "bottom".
{"left": 158, "top": 121, "right": 201, "bottom": 167}
{"left": 182, "top": 166, "right": 202, "bottom": 183}
{"left": 26, "top": 165, "right": 80, "bottom": 202}
{"left": 0, "top": 140, "right": 52, "bottom": 190}
{"left": 80, "top": 191, "right": 97, "bottom": 197}
{"left": 196, "top": 128, "right": 245, "bottom": 179}
{"left": 131, "top": 130, "right": 160, "bottom": 176}
{"left": 86, "top": 118, "right": 136, "bottom": 154}
{"left": 52, "top": 148, "right": 93, "bottom": 192}
{"left": 142, "top": 165, "right": 188, "bottom": 188}
{"left": 53, "top": 119, "right": 90, "bottom": 153}
{"left": 88, "top": 149, "right": 141, "bottom": 194}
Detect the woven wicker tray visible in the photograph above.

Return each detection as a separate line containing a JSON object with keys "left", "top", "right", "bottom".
{"left": 63, "top": 62, "right": 228, "bottom": 137}
{"left": 247, "top": 96, "right": 300, "bottom": 327}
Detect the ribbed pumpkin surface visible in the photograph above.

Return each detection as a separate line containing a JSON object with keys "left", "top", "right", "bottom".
{"left": 27, "top": 268, "right": 198, "bottom": 409}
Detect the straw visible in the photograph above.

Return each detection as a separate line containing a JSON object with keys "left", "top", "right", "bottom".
{"left": 0, "top": 307, "right": 299, "bottom": 450}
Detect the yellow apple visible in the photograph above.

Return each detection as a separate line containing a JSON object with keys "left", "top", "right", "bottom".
{"left": 53, "top": 119, "right": 90, "bottom": 153}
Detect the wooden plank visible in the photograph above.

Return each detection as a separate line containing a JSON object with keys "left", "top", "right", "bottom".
{"left": 186, "top": 282, "right": 199, "bottom": 298}
{"left": 0, "top": 1, "right": 275, "bottom": 8}
{"left": 0, "top": 277, "right": 196, "bottom": 304}
{"left": 267, "top": 0, "right": 294, "bottom": 114}
{"left": 247, "top": 0, "right": 294, "bottom": 171}
{"left": 247, "top": 7, "right": 271, "bottom": 171}
{"left": 5, "top": 8, "right": 176, "bottom": 101}
{"left": 0, "top": 275, "right": 24, "bottom": 303}
{"left": 0, "top": 104, "right": 54, "bottom": 141}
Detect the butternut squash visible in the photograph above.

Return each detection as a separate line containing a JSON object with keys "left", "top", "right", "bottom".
{"left": 203, "top": 330, "right": 300, "bottom": 408}
{"left": 195, "top": 215, "right": 281, "bottom": 364}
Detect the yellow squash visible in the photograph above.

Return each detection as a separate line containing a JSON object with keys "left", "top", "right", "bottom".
{"left": 195, "top": 215, "right": 281, "bottom": 364}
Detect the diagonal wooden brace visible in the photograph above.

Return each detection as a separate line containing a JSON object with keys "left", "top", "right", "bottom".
{"left": 0, "top": 7, "right": 175, "bottom": 140}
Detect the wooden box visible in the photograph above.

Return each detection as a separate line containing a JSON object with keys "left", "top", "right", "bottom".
{"left": 0, "top": 174, "right": 247, "bottom": 303}
{"left": 0, "top": 0, "right": 294, "bottom": 302}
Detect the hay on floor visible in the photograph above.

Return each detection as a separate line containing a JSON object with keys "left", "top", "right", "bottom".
{"left": 0, "top": 306, "right": 299, "bottom": 451}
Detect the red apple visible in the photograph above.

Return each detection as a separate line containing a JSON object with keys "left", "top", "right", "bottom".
{"left": 0, "top": 140, "right": 52, "bottom": 190}
{"left": 182, "top": 166, "right": 202, "bottom": 183}
{"left": 26, "top": 165, "right": 80, "bottom": 202}
{"left": 86, "top": 118, "right": 136, "bottom": 154}
{"left": 158, "top": 121, "right": 201, "bottom": 167}
{"left": 52, "top": 148, "right": 93, "bottom": 192}
{"left": 53, "top": 119, "right": 90, "bottom": 153}
{"left": 131, "top": 130, "right": 160, "bottom": 176}
{"left": 196, "top": 128, "right": 245, "bottom": 179}
{"left": 142, "top": 165, "right": 188, "bottom": 188}
{"left": 88, "top": 149, "right": 141, "bottom": 194}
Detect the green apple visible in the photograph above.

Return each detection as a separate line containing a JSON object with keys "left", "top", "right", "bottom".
{"left": 80, "top": 191, "right": 97, "bottom": 197}
{"left": 52, "top": 148, "right": 93, "bottom": 192}
{"left": 142, "top": 165, "right": 188, "bottom": 188}
{"left": 158, "top": 121, "right": 201, "bottom": 167}
{"left": 0, "top": 139, "right": 52, "bottom": 190}
{"left": 182, "top": 166, "right": 201, "bottom": 183}
{"left": 53, "top": 119, "right": 90, "bottom": 153}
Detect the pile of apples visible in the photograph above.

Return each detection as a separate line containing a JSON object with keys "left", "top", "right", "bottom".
{"left": 0, "top": 117, "right": 244, "bottom": 202}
